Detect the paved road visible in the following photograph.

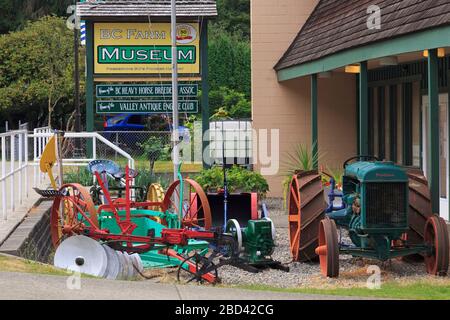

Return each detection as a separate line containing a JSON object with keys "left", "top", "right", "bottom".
{"left": 0, "top": 271, "right": 369, "bottom": 300}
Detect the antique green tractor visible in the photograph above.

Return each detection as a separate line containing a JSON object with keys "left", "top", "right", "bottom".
{"left": 288, "top": 156, "right": 449, "bottom": 278}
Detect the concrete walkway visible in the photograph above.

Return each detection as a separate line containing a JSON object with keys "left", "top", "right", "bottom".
{"left": 0, "top": 271, "right": 370, "bottom": 300}
{"left": 0, "top": 165, "right": 45, "bottom": 246}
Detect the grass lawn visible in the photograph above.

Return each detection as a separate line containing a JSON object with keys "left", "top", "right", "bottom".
{"left": 0, "top": 254, "right": 94, "bottom": 278}
{"left": 234, "top": 281, "right": 450, "bottom": 300}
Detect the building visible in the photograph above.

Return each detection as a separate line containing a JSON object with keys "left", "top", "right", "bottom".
{"left": 251, "top": 0, "right": 450, "bottom": 219}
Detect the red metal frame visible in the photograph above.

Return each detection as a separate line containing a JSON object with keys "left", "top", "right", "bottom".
{"left": 56, "top": 166, "right": 219, "bottom": 283}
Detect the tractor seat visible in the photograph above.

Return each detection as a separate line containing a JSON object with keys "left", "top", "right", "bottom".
{"left": 87, "top": 160, "right": 121, "bottom": 176}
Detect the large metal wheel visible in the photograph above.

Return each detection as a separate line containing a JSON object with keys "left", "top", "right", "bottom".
{"left": 162, "top": 179, "right": 212, "bottom": 230}
{"left": 146, "top": 183, "right": 165, "bottom": 211}
{"left": 424, "top": 215, "right": 449, "bottom": 276}
{"left": 50, "top": 184, "right": 98, "bottom": 248}
{"left": 315, "top": 218, "right": 339, "bottom": 278}
{"left": 406, "top": 169, "right": 433, "bottom": 245}
{"left": 288, "top": 171, "right": 326, "bottom": 262}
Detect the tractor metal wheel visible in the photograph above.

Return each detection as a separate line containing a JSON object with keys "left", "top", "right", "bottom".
{"left": 163, "top": 179, "right": 212, "bottom": 230}
{"left": 406, "top": 169, "right": 433, "bottom": 245}
{"left": 315, "top": 218, "right": 339, "bottom": 278}
{"left": 424, "top": 215, "right": 449, "bottom": 276}
{"left": 146, "top": 183, "right": 165, "bottom": 211}
{"left": 50, "top": 184, "right": 98, "bottom": 249}
{"left": 288, "top": 171, "right": 326, "bottom": 262}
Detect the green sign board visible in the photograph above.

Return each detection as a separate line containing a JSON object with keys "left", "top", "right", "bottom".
{"left": 96, "top": 84, "right": 198, "bottom": 98}
{"left": 96, "top": 100, "right": 198, "bottom": 114}
{"left": 97, "top": 46, "right": 196, "bottom": 64}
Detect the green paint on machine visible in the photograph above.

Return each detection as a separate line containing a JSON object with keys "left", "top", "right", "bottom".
{"left": 98, "top": 45, "right": 196, "bottom": 64}
{"left": 96, "top": 84, "right": 198, "bottom": 98}
{"left": 96, "top": 100, "right": 199, "bottom": 114}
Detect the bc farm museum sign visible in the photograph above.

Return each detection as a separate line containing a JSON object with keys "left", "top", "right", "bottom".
{"left": 94, "top": 22, "right": 200, "bottom": 74}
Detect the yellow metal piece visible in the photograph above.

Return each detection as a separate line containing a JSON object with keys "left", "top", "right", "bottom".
{"left": 147, "top": 183, "right": 165, "bottom": 211}
{"left": 39, "top": 136, "right": 58, "bottom": 190}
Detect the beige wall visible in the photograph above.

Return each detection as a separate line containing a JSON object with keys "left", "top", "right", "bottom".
{"left": 251, "top": 0, "right": 357, "bottom": 197}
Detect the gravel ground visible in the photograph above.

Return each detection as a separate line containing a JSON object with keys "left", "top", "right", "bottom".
{"left": 144, "top": 199, "right": 445, "bottom": 289}
{"left": 218, "top": 199, "right": 436, "bottom": 289}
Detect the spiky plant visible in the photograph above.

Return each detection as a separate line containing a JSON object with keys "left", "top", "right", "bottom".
{"left": 280, "top": 142, "right": 322, "bottom": 209}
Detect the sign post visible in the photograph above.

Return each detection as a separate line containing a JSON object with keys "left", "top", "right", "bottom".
{"left": 171, "top": 0, "right": 179, "bottom": 182}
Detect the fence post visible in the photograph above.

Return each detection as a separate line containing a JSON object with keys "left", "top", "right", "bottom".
{"left": 2, "top": 136, "right": 6, "bottom": 220}
{"left": 24, "top": 131, "right": 28, "bottom": 198}
{"left": 18, "top": 132, "right": 23, "bottom": 205}
{"left": 93, "top": 135, "right": 97, "bottom": 160}
{"left": 10, "top": 134, "right": 15, "bottom": 212}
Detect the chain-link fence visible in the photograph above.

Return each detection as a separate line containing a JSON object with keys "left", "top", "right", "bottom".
{"left": 96, "top": 131, "right": 173, "bottom": 169}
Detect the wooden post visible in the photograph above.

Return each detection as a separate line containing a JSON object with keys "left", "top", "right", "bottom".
{"left": 85, "top": 20, "right": 94, "bottom": 157}
{"left": 427, "top": 49, "right": 440, "bottom": 214}
{"left": 311, "top": 74, "right": 318, "bottom": 169}
{"left": 359, "top": 61, "right": 369, "bottom": 155}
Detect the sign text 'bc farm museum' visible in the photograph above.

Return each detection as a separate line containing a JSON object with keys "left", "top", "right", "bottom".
{"left": 94, "top": 23, "right": 200, "bottom": 74}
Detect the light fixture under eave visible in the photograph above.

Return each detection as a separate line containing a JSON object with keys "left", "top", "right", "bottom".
{"left": 318, "top": 71, "right": 332, "bottom": 78}
{"left": 379, "top": 56, "right": 398, "bottom": 66}
{"left": 345, "top": 65, "right": 361, "bottom": 74}
{"left": 423, "top": 48, "right": 446, "bottom": 58}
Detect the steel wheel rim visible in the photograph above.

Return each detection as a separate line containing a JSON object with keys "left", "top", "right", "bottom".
{"left": 316, "top": 218, "right": 339, "bottom": 278}
{"left": 287, "top": 171, "right": 326, "bottom": 262}
{"left": 163, "top": 179, "right": 212, "bottom": 230}
{"left": 146, "top": 183, "right": 165, "bottom": 211}
{"left": 50, "top": 183, "right": 98, "bottom": 248}
{"left": 424, "top": 216, "right": 449, "bottom": 276}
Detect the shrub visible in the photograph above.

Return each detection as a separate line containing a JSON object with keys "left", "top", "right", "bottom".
{"left": 195, "top": 165, "right": 269, "bottom": 198}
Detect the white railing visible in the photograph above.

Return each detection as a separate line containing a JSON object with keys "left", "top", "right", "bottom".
{"left": 0, "top": 128, "right": 135, "bottom": 221}
{"left": 0, "top": 130, "right": 30, "bottom": 220}
{"left": 31, "top": 131, "right": 135, "bottom": 189}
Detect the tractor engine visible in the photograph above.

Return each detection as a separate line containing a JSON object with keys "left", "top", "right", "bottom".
{"left": 329, "top": 161, "right": 409, "bottom": 253}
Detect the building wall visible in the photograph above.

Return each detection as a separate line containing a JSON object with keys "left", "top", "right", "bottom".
{"left": 251, "top": 0, "right": 357, "bottom": 197}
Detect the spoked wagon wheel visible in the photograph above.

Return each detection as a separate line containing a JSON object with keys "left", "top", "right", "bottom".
{"left": 315, "top": 217, "right": 339, "bottom": 278}
{"left": 424, "top": 215, "right": 449, "bottom": 276}
{"left": 288, "top": 171, "right": 326, "bottom": 262}
{"left": 177, "top": 252, "right": 219, "bottom": 284}
{"left": 163, "top": 179, "right": 212, "bottom": 230}
{"left": 146, "top": 183, "right": 165, "bottom": 211}
{"left": 50, "top": 183, "right": 98, "bottom": 248}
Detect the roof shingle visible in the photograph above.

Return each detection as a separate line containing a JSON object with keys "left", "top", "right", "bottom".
{"left": 275, "top": 0, "right": 450, "bottom": 71}
{"left": 77, "top": 0, "right": 217, "bottom": 19}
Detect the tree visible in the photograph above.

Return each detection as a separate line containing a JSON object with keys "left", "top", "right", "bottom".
{"left": 214, "top": 0, "right": 250, "bottom": 39}
{"left": 208, "top": 26, "right": 251, "bottom": 98}
{"left": 0, "top": 16, "right": 83, "bottom": 129}
{"left": 0, "top": 0, "right": 72, "bottom": 34}
{"left": 207, "top": 86, "right": 251, "bottom": 119}
{"left": 138, "top": 136, "right": 170, "bottom": 175}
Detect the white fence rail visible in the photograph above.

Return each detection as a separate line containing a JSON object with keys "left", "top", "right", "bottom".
{"left": 0, "top": 130, "right": 29, "bottom": 220}
{"left": 0, "top": 128, "right": 135, "bottom": 221}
